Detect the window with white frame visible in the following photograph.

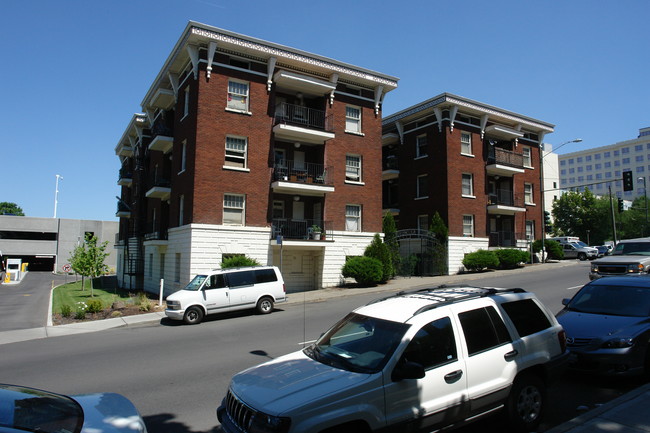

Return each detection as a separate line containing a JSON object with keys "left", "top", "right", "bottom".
{"left": 416, "top": 134, "right": 428, "bottom": 158}
{"left": 225, "top": 136, "right": 247, "bottom": 168}
{"left": 346, "top": 154, "right": 361, "bottom": 181}
{"left": 524, "top": 183, "right": 534, "bottom": 204}
{"left": 345, "top": 106, "right": 361, "bottom": 133}
{"left": 461, "top": 173, "right": 474, "bottom": 196}
{"left": 227, "top": 80, "right": 249, "bottom": 112}
{"left": 178, "top": 194, "right": 184, "bottom": 226}
{"left": 460, "top": 132, "right": 472, "bottom": 155}
{"left": 418, "top": 215, "right": 429, "bottom": 231}
{"left": 180, "top": 140, "right": 187, "bottom": 173}
{"left": 345, "top": 204, "right": 361, "bottom": 231}
{"left": 183, "top": 86, "right": 190, "bottom": 118}
{"left": 223, "top": 194, "right": 245, "bottom": 225}
{"left": 462, "top": 215, "right": 474, "bottom": 237}
{"left": 526, "top": 220, "right": 535, "bottom": 240}
{"left": 523, "top": 147, "right": 532, "bottom": 168}
{"left": 417, "top": 174, "right": 428, "bottom": 198}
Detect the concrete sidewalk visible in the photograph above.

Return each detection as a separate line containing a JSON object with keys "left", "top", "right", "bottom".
{"left": 1, "top": 260, "right": 648, "bottom": 433}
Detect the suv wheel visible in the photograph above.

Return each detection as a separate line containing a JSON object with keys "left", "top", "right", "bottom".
{"left": 505, "top": 374, "right": 545, "bottom": 432}
{"left": 578, "top": 252, "right": 587, "bottom": 261}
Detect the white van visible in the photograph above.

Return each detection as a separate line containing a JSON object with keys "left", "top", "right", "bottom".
{"left": 165, "top": 266, "right": 287, "bottom": 324}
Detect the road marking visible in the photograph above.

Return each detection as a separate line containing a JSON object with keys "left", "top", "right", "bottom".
{"left": 566, "top": 285, "right": 583, "bottom": 291}
{"left": 23, "top": 294, "right": 31, "bottom": 297}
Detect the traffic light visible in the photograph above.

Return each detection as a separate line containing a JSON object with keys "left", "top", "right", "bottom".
{"left": 544, "top": 211, "right": 552, "bottom": 233}
{"left": 618, "top": 198, "right": 624, "bottom": 212}
{"left": 623, "top": 171, "right": 634, "bottom": 191}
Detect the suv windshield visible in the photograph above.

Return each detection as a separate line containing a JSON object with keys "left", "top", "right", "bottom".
{"left": 612, "top": 242, "right": 650, "bottom": 256}
{"left": 567, "top": 284, "right": 650, "bottom": 317}
{"left": 575, "top": 241, "right": 589, "bottom": 248}
{"left": 304, "top": 313, "right": 409, "bottom": 374}
{"left": 183, "top": 275, "right": 207, "bottom": 291}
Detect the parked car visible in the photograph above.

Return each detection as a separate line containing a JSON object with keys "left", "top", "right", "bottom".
{"left": 165, "top": 266, "right": 287, "bottom": 324}
{"left": 217, "top": 285, "right": 568, "bottom": 433}
{"left": 589, "top": 237, "right": 650, "bottom": 280}
{"left": 595, "top": 245, "right": 609, "bottom": 257}
{"left": 556, "top": 276, "right": 650, "bottom": 376}
{"left": 0, "top": 383, "right": 147, "bottom": 432}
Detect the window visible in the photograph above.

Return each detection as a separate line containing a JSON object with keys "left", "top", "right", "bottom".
{"left": 179, "top": 140, "right": 187, "bottom": 173}
{"left": 526, "top": 220, "right": 535, "bottom": 240}
{"left": 460, "top": 132, "right": 472, "bottom": 155}
{"left": 637, "top": 155, "right": 645, "bottom": 162}
{"left": 346, "top": 154, "right": 362, "bottom": 181}
{"left": 585, "top": 155, "right": 592, "bottom": 161}
{"left": 401, "top": 317, "right": 457, "bottom": 369}
{"left": 605, "top": 161, "right": 611, "bottom": 168}
{"left": 501, "top": 299, "right": 552, "bottom": 337}
{"left": 225, "top": 136, "right": 247, "bottom": 168}
{"left": 345, "top": 205, "right": 361, "bottom": 231}
{"left": 523, "top": 147, "right": 532, "bottom": 168}
{"left": 416, "top": 174, "right": 428, "bottom": 198}
{"left": 462, "top": 173, "right": 474, "bottom": 196}
{"left": 577, "top": 157, "right": 583, "bottom": 163}
{"left": 183, "top": 86, "right": 190, "bottom": 118}
{"left": 560, "top": 160, "right": 566, "bottom": 166}
{"left": 622, "top": 147, "right": 630, "bottom": 154}
{"left": 569, "top": 168, "right": 575, "bottom": 174}
{"left": 272, "top": 200, "right": 284, "bottom": 219}
{"left": 416, "top": 134, "right": 428, "bottom": 158}
{"left": 524, "top": 183, "right": 534, "bottom": 204}
{"left": 595, "top": 153, "right": 601, "bottom": 160}
{"left": 462, "top": 215, "right": 474, "bottom": 237}
{"left": 417, "top": 215, "right": 428, "bottom": 231}
{"left": 604, "top": 151, "right": 611, "bottom": 158}
{"left": 458, "top": 306, "right": 511, "bottom": 356}
{"left": 577, "top": 167, "right": 583, "bottom": 172}
{"left": 586, "top": 165, "right": 592, "bottom": 171}
{"left": 174, "top": 253, "right": 181, "bottom": 283}
{"left": 178, "top": 195, "right": 184, "bottom": 226}
{"left": 223, "top": 194, "right": 245, "bottom": 225}
{"left": 636, "top": 145, "right": 643, "bottom": 152}
{"left": 227, "top": 80, "right": 249, "bottom": 112}
{"left": 345, "top": 106, "right": 361, "bottom": 133}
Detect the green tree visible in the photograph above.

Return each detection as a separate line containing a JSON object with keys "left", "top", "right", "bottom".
{"left": 428, "top": 212, "right": 449, "bottom": 275}
{"left": 382, "top": 212, "right": 400, "bottom": 277}
{"left": 0, "top": 202, "right": 24, "bottom": 216}
{"left": 221, "top": 255, "right": 261, "bottom": 269}
{"left": 69, "top": 234, "right": 110, "bottom": 297}
{"left": 364, "top": 233, "right": 393, "bottom": 283}
{"left": 552, "top": 189, "right": 611, "bottom": 244}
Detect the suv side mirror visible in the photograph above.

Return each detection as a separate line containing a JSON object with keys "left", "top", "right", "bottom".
{"left": 392, "top": 361, "right": 425, "bottom": 381}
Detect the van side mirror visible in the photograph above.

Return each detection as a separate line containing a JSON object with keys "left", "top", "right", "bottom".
{"left": 392, "top": 361, "right": 425, "bottom": 381}
{"left": 562, "top": 298, "right": 570, "bottom": 306}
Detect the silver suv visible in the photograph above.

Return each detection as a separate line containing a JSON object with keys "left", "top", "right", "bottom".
{"left": 217, "top": 286, "right": 568, "bottom": 433}
{"left": 590, "top": 237, "right": 650, "bottom": 280}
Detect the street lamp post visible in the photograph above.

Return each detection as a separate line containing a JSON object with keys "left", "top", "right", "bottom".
{"left": 53, "top": 174, "right": 63, "bottom": 218}
{"left": 639, "top": 176, "right": 648, "bottom": 235}
{"left": 540, "top": 138, "right": 582, "bottom": 262}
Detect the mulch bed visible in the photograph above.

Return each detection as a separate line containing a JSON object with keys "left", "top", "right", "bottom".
{"left": 52, "top": 303, "right": 166, "bottom": 326}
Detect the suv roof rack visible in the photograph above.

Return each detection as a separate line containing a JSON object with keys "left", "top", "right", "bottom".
{"left": 367, "top": 285, "right": 527, "bottom": 319}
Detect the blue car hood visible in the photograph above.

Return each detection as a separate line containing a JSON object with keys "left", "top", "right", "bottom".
{"left": 557, "top": 310, "right": 650, "bottom": 338}
{"left": 73, "top": 393, "right": 147, "bottom": 433}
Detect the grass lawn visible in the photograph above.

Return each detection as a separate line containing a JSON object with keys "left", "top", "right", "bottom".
{"left": 52, "top": 279, "right": 147, "bottom": 314}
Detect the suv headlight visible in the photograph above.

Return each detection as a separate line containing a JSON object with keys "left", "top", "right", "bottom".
{"left": 591, "top": 263, "right": 598, "bottom": 272}
{"left": 627, "top": 264, "right": 644, "bottom": 273}
{"left": 249, "top": 413, "right": 291, "bottom": 433}
{"left": 602, "top": 337, "right": 634, "bottom": 348}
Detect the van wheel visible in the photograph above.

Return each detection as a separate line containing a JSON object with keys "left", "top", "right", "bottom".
{"left": 578, "top": 252, "right": 587, "bottom": 261}
{"left": 183, "top": 306, "right": 204, "bottom": 325}
{"left": 505, "top": 374, "right": 545, "bottom": 432}
{"left": 256, "top": 297, "right": 274, "bottom": 314}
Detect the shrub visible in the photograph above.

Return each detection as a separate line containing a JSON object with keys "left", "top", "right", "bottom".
{"left": 364, "top": 234, "right": 393, "bottom": 282}
{"left": 86, "top": 299, "right": 103, "bottom": 314}
{"left": 74, "top": 309, "right": 86, "bottom": 320}
{"left": 60, "top": 304, "right": 72, "bottom": 317}
{"left": 532, "top": 239, "right": 564, "bottom": 260}
{"left": 221, "top": 255, "right": 261, "bottom": 269}
{"left": 462, "top": 250, "right": 499, "bottom": 272}
{"left": 342, "top": 256, "right": 383, "bottom": 286}
{"left": 494, "top": 249, "right": 529, "bottom": 269}
{"left": 137, "top": 293, "right": 153, "bottom": 312}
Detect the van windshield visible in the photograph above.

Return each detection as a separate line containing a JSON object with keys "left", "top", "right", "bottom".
{"left": 183, "top": 275, "right": 207, "bottom": 291}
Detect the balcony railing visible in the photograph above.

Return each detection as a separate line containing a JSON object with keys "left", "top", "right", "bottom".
{"left": 273, "top": 161, "right": 332, "bottom": 185}
{"left": 149, "top": 177, "right": 171, "bottom": 189}
{"left": 489, "top": 231, "right": 526, "bottom": 247}
{"left": 118, "top": 168, "right": 132, "bottom": 181}
{"left": 274, "top": 102, "right": 333, "bottom": 132}
{"left": 488, "top": 190, "right": 524, "bottom": 208}
{"left": 383, "top": 155, "right": 398, "bottom": 171}
{"left": 271, "top": 218, "right": 332, "bottom": 241}
{"left": 487, "top": 147, "right": 524, "bottom": 168}
{"left": 144, "top": 230, "right": 168, "bottom": 241}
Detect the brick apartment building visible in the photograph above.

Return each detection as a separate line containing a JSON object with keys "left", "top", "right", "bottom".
{"left": 114, "top": 22, "right": 398, "bottom": 294}
{"left": 382, "top": 93, "right": 555, "bottom": 273}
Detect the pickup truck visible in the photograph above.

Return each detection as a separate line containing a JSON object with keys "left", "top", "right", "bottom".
{"left": 589, "top": 237, "right": 650, "bottom": 280}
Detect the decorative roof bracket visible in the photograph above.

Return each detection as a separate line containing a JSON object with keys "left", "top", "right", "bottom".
{"left": 266, "top": 57, "right": 277, "bottom": 91}
{"left": 374, "top": 85, "right": 384, "bottom": 115}
{"left": 186, "top": 45, "right": 200, "bottom": 80}
{"left": 206, "top": 42, "right": 217, "bottom": 79}
{"left": 396, "top": 121, "right": 404, "bottom": 145}
{"left": 449, "top": 105, "right": 458, "bottom": 132}
{"left": 329, "top": 73, "right": 338, "bottom": 105}
{"left": 480, "top": 114, "right": 489, "bottom": 139}
{"left": 433, "top": 108, "right": 443, "bottom": 132}
{"left": 168, "top": 72, "right": 179, "bottom": 100}
{"left": 514, "top": 124, "right": 522, "bottom": 146}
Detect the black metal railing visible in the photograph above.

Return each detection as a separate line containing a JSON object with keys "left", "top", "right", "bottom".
{"left": 273, "top": 161, "right": 332, "bottom": 185}
{"left": 271, "top": 218, "right": 332, "bottom": 241}
{"left": 149, "top": 177, "right": 171, "bottom": 189}
{"left": 144, "top": 230, "right": 168, "bottom": 241}
{"left": 487, "top": 147, "right": 524, "bottom": 168}
{"left": 489, "top": 231, "right": 526, "bottom": 247}
{"left": 383, "top": 155, "right": 398, "bottom": 171}
{"left": 488, "top": 190, "right": 524, "bottom": 208}
{"left": 118, "top": 168, "right": 133, "bottom": 181}
{"left": 151, "top": 112, "right": 174, "bottom": 138}
{"left": 274, "top": 102, "right": 333, "bottom": 132}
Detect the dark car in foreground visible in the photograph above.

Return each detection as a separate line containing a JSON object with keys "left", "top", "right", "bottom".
{"left": 556, "top": 276, "right": 650, "bottom": 376}
{"left": 0, "top": 384, "right": 147, "bottom": 433}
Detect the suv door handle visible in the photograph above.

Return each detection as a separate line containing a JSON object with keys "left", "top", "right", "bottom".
{"left": 444, "top": 370, "right": 463, "bottom": 384}
{"left": 504, "top": 350, "right": 518, "bottom": 361}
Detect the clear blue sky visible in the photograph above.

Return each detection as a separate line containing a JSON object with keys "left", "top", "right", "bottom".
{"left": 2, "top": 0, "right": 648, "bottom": 220}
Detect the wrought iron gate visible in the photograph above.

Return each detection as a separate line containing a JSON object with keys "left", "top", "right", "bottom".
{"left": 392, "top": 229, "right": 448, "bottom": 277}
